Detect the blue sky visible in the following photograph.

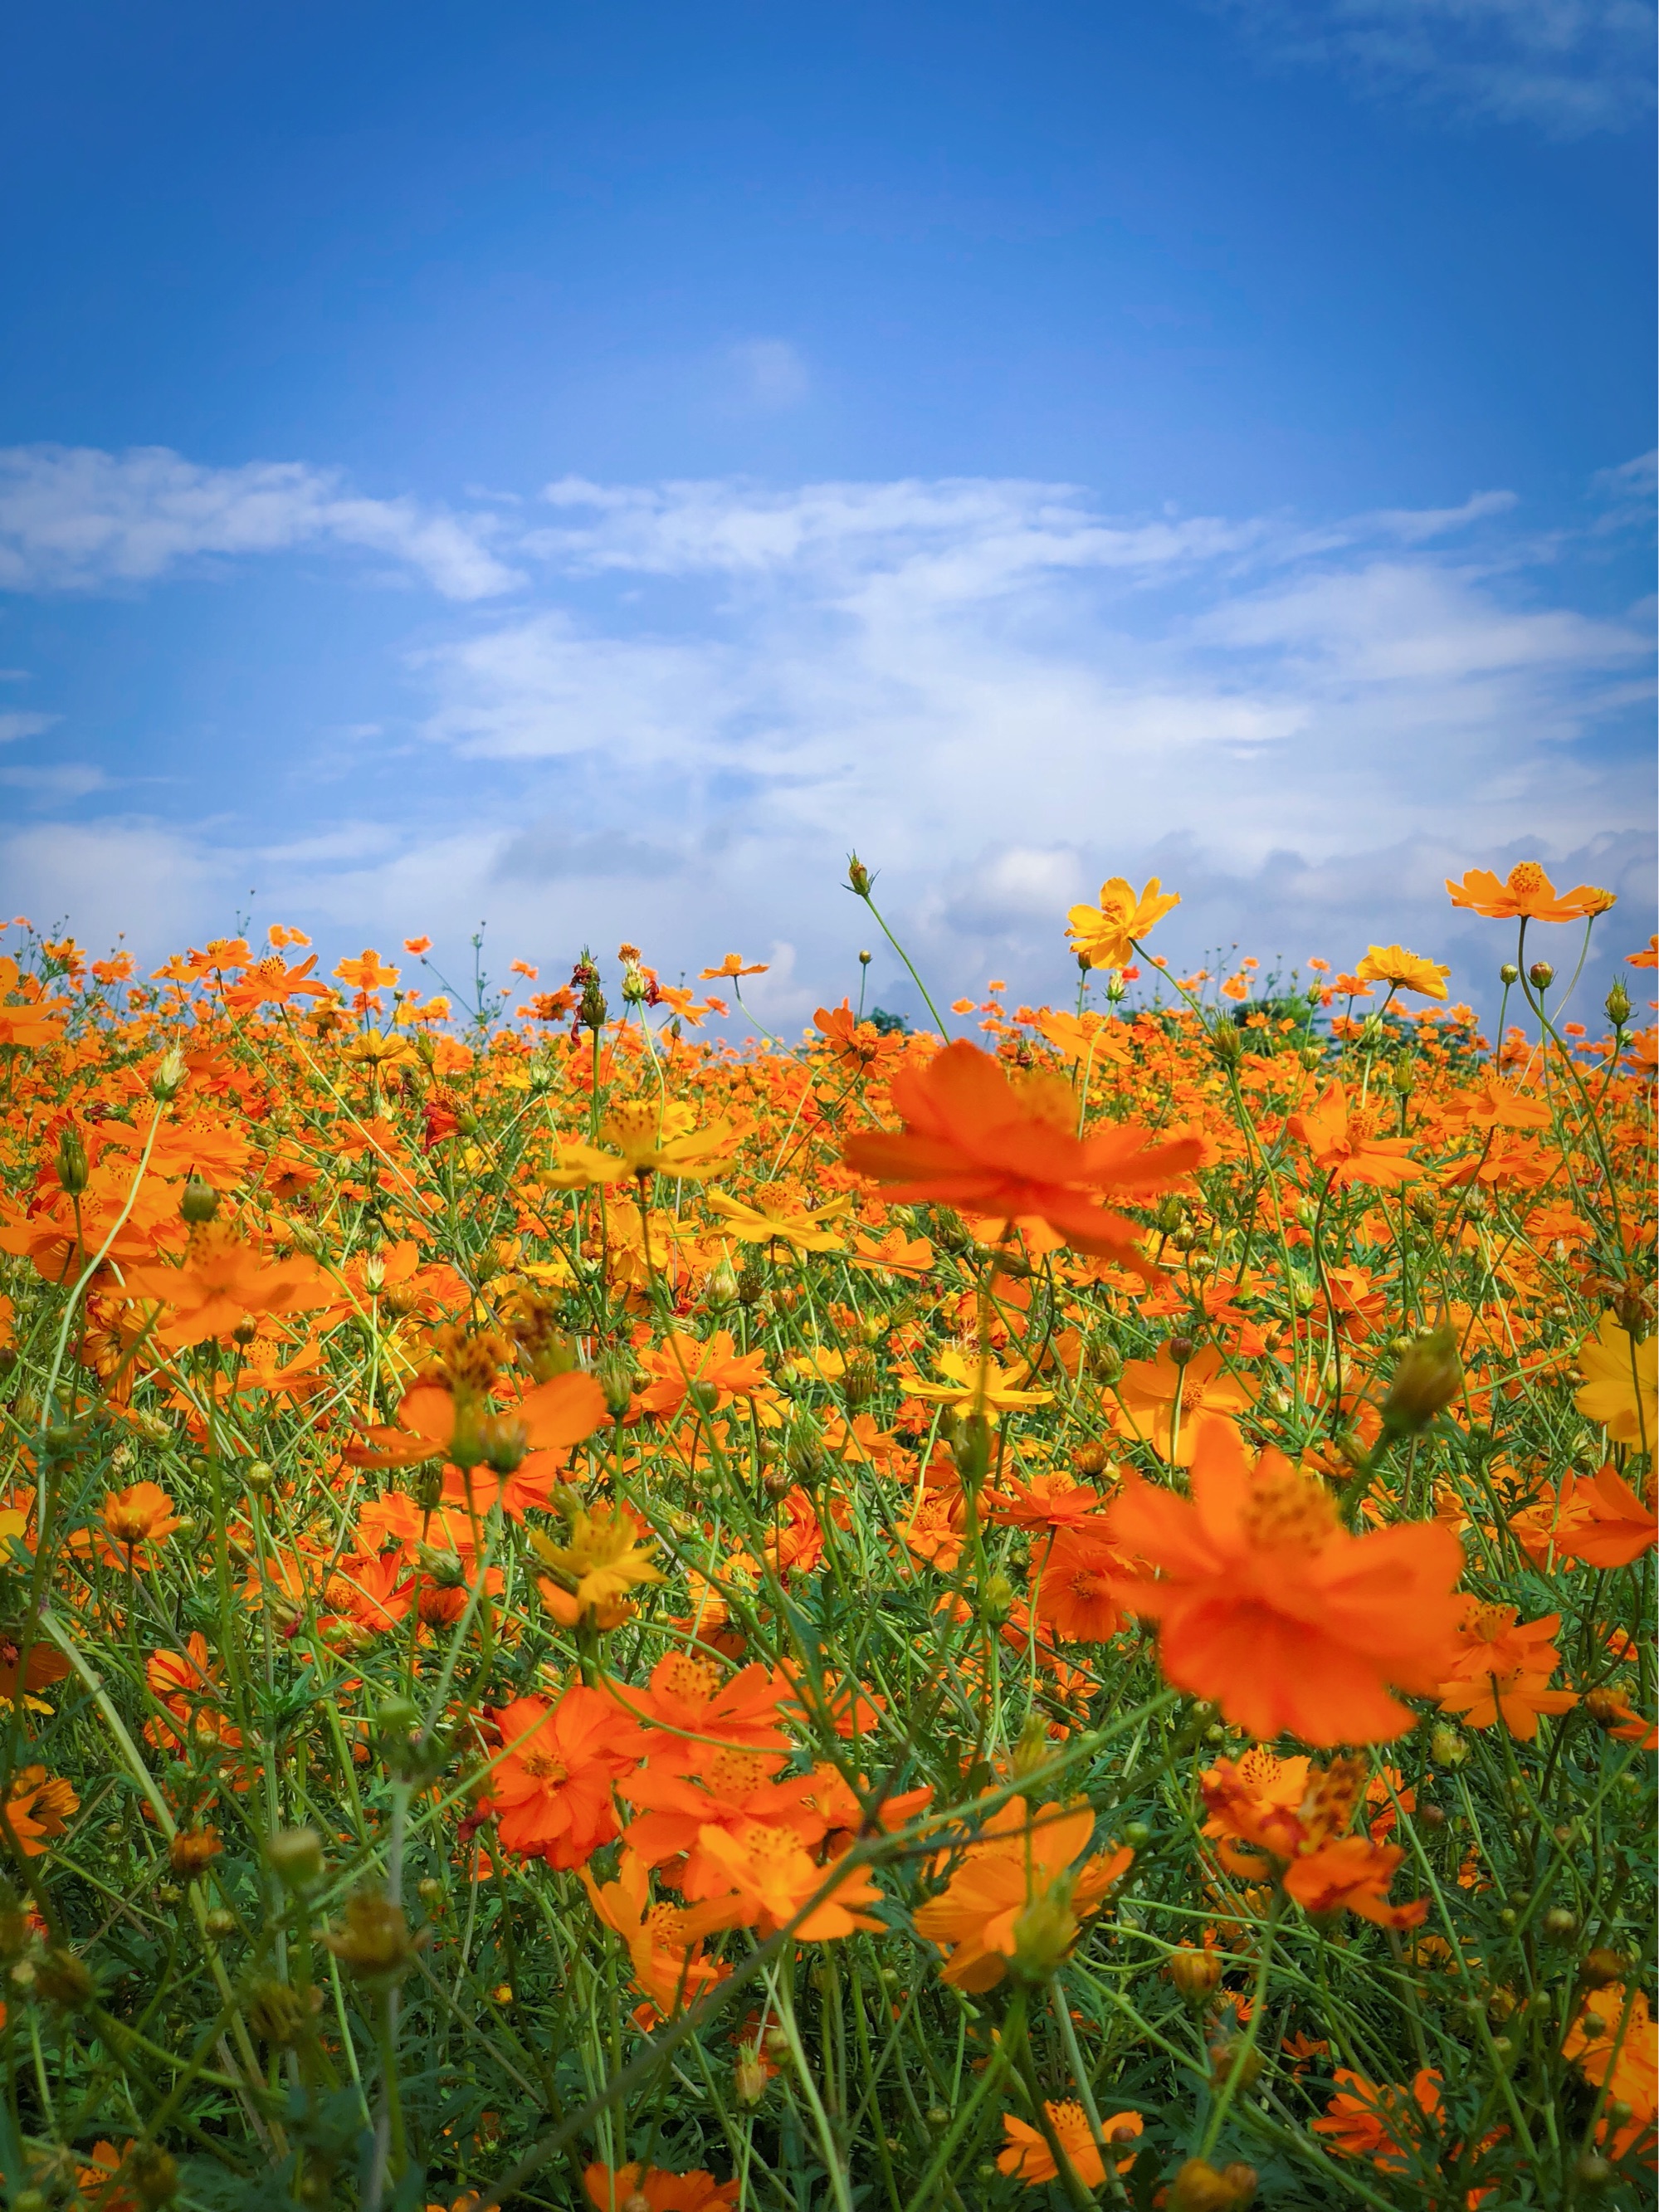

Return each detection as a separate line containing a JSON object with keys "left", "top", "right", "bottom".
{"left": 0, "top": 0, "right": 1652, "bottom": 1026}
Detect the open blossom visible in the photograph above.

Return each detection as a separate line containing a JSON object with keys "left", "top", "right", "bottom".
{"left": 1355, "top": 944, "right": 1450, "bottom": 1001}
{"left": 914, "top": 1797, "right": 1133, "bottom": 1990}
{"left": 1066, "top": 876, "right": 1180, "bottom": 970}
{"left": 1435, "top": 1603, "right": 1578, "bottom": 1739}
{"left": 486, "top": 1688, "right": 644, "bottom": 1868}
{"left": 843, "top": 1038, "right": 1200, "bottom": 1262}
{"left": 1287, "top": 1082, "right": 1422, "bottom": 1189}
{"left": 120, "top": 1224, "right": 333, "bottom": 1350}
{"left": 1115, "top": 1343, "right": 1255, "bottom": 1464}
{"left": 584, "top": 2166, "right": 739, "bottom": 2210}
{"left": 1202, "top": 1751, "right": 1427, "bottom": 1928}
{"left": 998, "top": 2102, "right": 1143, "bottom": 2186}
{"left": 1108, "top": 1424, "right": 1465, "bottom": 1746}
{"left": 1446, "top": 861, "right": 1614, "bottom": 922}
{"left": 1574, "top": 1313, "right": 1656, "bottom": 1446}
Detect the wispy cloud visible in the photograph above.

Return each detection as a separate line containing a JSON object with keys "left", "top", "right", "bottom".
{"left": 0, "top": 444, "right": 523, "bottom": 600}
{"left": 0, "top": 452, "right": 1650, "bottom": 1017}
{"left": 1213, "top": 0, "right": 1657, "bottom": 134}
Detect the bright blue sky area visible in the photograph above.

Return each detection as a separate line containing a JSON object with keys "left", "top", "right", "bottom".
{"left": 1, "top": 0, "right": 1652, "bottom": 1024}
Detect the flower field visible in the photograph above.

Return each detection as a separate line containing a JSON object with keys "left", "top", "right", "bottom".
{"left": 0, "top": 860, "right": 1652, "bottom": 2212}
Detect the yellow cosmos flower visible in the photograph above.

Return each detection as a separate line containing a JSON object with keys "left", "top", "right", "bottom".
{"left": 900, "top": 1347, "right": 1053, "bottom": 1422}
{"left": 1575, "top": 1314, "right": 1657, "bottom": 1447}
{"left": 1355, "top": 944, "right": 1451, "bottom": 1002}
{"left": 1066, "top": 876, "right": 1180, "bottom": 971}
{"left": 705, "top": 1189, "right": 850, "bottom": 1252}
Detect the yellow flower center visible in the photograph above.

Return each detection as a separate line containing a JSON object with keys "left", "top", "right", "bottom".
{"left": 1505, "top": 861, "right": 1548, "bottom": 897}
{"left": 1240, "top": 1467, "right": 1339, "bottom": 1551}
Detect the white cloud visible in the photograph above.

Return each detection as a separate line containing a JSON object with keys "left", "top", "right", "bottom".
{"left": 1215, "top": 0, "right": 1657, "bottom": 134}
{"left": 0, "top": 711, "right": 57, "bottom": 743}
{"left": 0, "top": 444, "right": 522, "bottom": 600}
{"left": 0, "top": 818, "right": 230, "bottom": 953}
{"left": 0, "top": 455, "right": 1649, "bottom": 1024}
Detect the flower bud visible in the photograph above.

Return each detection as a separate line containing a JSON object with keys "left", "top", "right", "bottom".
{"left": 1498, "top": 963, "right": 1520, "bottom": 986}
{"left": 1011, "top": 1887, "right": 1078, "bottom": 1982}
{"left": 323, "top": 1889, "right": 418, "bottom": 1987}
{"left": 247, "top": 1977, "right": 310, "bottom": 2047}
{"left": 35, "top": 1946, "right": 95, "bottom": 2010}
{"left": 1605, "top": 980, "right": 1631, "bottom": 1028}
{"left": 268, "top": 1827, "right": 324, "bottom": 1891}
{"left": 1171, "top": 2159, "right": 1257, "bottom": 2211}
{"left": 1168, "top": 1945, "right": 1222, "bottom": 2000}
{"left": 1380, "top": 1323, "right": 1461, "bottom": 1433}
{"left": 168, "top": 1828, "right": 222, "bottom": 1879}
{"left": 1208, "top": 2036, "right": 1263, "bottom": 2091}
{"left": 1430, "top": 1725, "right": 1469, "bottom": 1769}
{"left": 54, "top": 1126, "right": 89, "bottom": 1197}
{"left": 1579, "top": 1947, "right": 1627, "bottom": 1989}
{"left": 846, "top": 854, "right": 871, "bottom": 896}
{"left": 1527, "top": 960, "right": 1554, "bottom": 990}
{"left": 179, "top": 1178, "right": 219, "bottom": 1225}
{"left": 842, "top": 1350, "right": 878, "bottom": 1408}
{"left": 1167, "top": 1335, "right": 1196, "bottom": 1367}
{"left": 127, "top": 2144, "right": 181, "bottom": 2207}
{"left": 976, "top": 1571, "right": 1014, "bottom": 1625}
{"left": 149, "top": 1047, "right": 188, "bottom": 1101}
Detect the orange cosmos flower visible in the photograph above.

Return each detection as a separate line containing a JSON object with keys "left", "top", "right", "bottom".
{"left": 584, "top": 2165, "right": 739, "bottom": 2211}
{"left": 120, "top": 1223, "right": 332, "bottom": 1350}
{"left": 1564, "top": 1985, "right": 1659, "bottom": 2162}
{"left": 354, "top": 1365, "right": 607, "bottom": 1475}
{"left": 332, "top": 948, "right": 401, "bottom": 992}
{"left": 637, "top": 1331, "right": 769, "bottom": 1419}
{"left": 1628, "top": 934, "right": 1659, "bottom": 968}
{"left": 998, "top": 2102, "right": 1144, "bottom": 2186}
{"left": 1202, "top": 1751, "right": 1427, "bottom": 1928}
{"left": 486, "top": 1687, "right": 644, "bottom": 1868}
{"left": 83, "top": 1480, "right": 183, "bottom": 1570}
{"left": 842, "top": 1039, "right": 1200, "bottom": 1262}
{"left": 1314, "top": 2068, "right": 1448, "bottom": 2167}
{"left": 1446, "top": 860, "right": 1614, "bottom": 923}
{"left": 1032, "top": 1525, "right": 1129, "bottom": 1643}
{"left": 1355, "top": 944, "right": 1450, "bottom": 1002}
{"left": 1107, "top": 1423, "right": 1465, "bottom": 1746}
{"left": 699, "top": 954, "right": 769, "bottom": 979}
{"left": 146, "top": 1633, "right": 242, "bottom": 1752}
{"left": 913, "top": 1796, "right": 1132, "bottom": 1991}
{"left": 1115, "top": 1343, "right": 1255, "bottom": 1464}
{"left": 2, "top": 1766, "right": 79, "bottom": 1856}
{"left": 1287, "top": 1083, "right": 1422, "bottom": 1189}
{"left": 1553, "top": 1462, "right": 1657, "bottom": 1568}
{"left": 1435, "top": 1603, "right": 1578, "bottom": 1740}
{"left": 580, "top": 1848, "right": 727, "bottom": 2020}
{"left": 683, "top": 1819, "right": 885, "bottom": 1941}
{"left": 1066, "top": 876, "right": 1181, "bottom": 970}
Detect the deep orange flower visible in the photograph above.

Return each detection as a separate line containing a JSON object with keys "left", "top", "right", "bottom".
{"left": 998, "top": 2102, "right": 1143, "bottom": 2187}
{"left": 913, "top": 1797, "right": 1132, "bottom": 1990}
{"left": 120, "top": 1223, "right": 332, "bottom": 1350}
{"left": 82, "top": 1480, "right": 183, "bottom": 1570}
{"left": 637, "top": 1331, "right": 769, "bottom": 1419}
{"left": 699, "top": 954, "right": 769, "bottom": 980}
{"left": 1115, "top": 1344, "right": 1255, "bottom": 1464}
{"left": 580, "top": 1848, "right": 728, "bottom": 2019}
{"left": 1446, "top": 861, "right": 1614, "bottom": 922}
{"left": 1435, "top": 1603, "right": 1578, "bottom": 1739}
{"left": 1202, "top": 1750, "right": 1427, "bottom": 1927}
{"left": 332, "top": 948, "right": 401, "bottom": 992}
{"left": 1287, "top": 1083, "right": 1422, "bottom": 1189}
{"left": 146, "top": 1633, "right": 242, "bottom": 1752}
{"left": 584, "top": 2164, "right": 738, "bottom": 2210}
{"left": 682, "top": 1818, "right": 885, "bottom": 1941}
{"left": 842, "top": 1039, "right": 1200, "bottom": 1262}
{"left": 1553, "top": 1462, "right": 1658, "bottom": 1568}
{"left": 1314, "top": 2068, "right": 1443, "bottom": 2167}
{"left": 486, "top": 1688, "right": 643, "bottom": 1868}
{"left": 1032, "top": 1525, "right": 1128, "bottom": 1643}
{"left": 352, "top": 1368, "right": 607, "bottom": 1477}
{"left": 2, "top": 1765, "right": 79, "bottom": 1856}
{"left": 1107, "top": 1424, "right": 1465, "bottom": 1746}
{"left": 1564, "top": 1985, "right": 1659, "bottom": 2161}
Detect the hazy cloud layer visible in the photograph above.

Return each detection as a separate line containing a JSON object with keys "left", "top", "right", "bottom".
{"left": 1215, "top": 0, "right": 1657, "bottom": 134}
{"left": 0, "top": 444, "right": 521, "bottom": 600}
{"left": 0, "top": 450, "right": 1651, "bottom": 1025}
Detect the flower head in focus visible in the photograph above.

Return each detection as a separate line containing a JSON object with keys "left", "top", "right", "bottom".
{"left": 1066, "top": 877, "right": 1180, "bottom": 970}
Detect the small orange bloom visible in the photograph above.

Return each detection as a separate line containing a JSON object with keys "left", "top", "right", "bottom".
{"left": 843, "top": 1039, "right": 1200, "bottom": 1263}
{"left": 1288, "top": 1083, "right": 1422, "bottom": 1189}
{"left": 998, "top": 2102, "right": 1143, "bottom": 2186}
{"left": 85, "top": 1480, "right": 183, "bottom": 1570}
{"left": 1115, "top": 1343, "right": 1255, "bottom": 1465}
{"left": 2, "top": 1765, "right": 79, "bottom": 1856}
{"left": 913, "top": 1796, "right": 1132, "bottom": 1990}
{"left": 120, "top": 1223, "right": 332, "bottom": 1351}
{"left": 333, "top": 948, "right": 401, "bottom": 992}
{"left": 1107, "top": 1424, "right": 1465, "bottom": 1746}
{"left": 486, "top": 1688, "right": 644, "bottom": 1869}
{"left": 583, "top": 2166, "right": 738, "bottom": 2211}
